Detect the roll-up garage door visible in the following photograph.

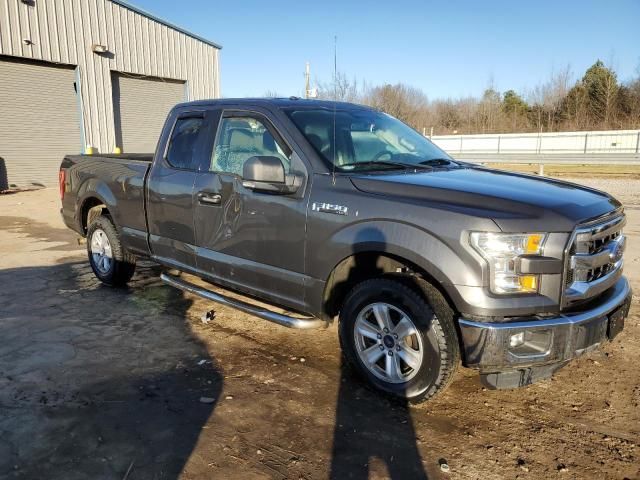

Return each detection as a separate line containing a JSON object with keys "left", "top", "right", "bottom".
{"left": 112, "top": 73, "right": 185, "bottom": 154}
{"left": 0, "top": 58, "right": 81, "bottom": 189}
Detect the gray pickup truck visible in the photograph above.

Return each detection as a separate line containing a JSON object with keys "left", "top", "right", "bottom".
{"left": 60, "top": 98, "right": 631, "bottom": 402}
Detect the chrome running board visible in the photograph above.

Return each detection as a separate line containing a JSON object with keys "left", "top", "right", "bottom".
{"left": 160, "top": 272, "right": 326, "bottom": 330}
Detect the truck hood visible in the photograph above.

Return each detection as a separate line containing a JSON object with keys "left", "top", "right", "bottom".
{"left": 350, "top": 166, "right": 621, "bottom": 232}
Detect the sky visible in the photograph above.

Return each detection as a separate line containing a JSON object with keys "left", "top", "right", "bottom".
{"left": 131, "top": 0, "right": 640, "bottom": 101}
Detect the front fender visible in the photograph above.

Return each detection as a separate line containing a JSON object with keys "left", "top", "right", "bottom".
{"left": 310, "top": 220, "right": 481, "bottom": 288}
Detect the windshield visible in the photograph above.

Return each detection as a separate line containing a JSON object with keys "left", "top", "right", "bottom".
{"left": 284, "top": 107, "right": 455, "bottom": 171}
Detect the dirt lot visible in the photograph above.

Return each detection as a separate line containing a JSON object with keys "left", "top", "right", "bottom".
{"left": 1, "top": 179, "right": 639, "bottom": 480}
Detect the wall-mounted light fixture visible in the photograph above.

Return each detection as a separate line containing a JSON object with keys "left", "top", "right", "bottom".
{"left": 92, "top": 44, "right": 108, "bottom": 54}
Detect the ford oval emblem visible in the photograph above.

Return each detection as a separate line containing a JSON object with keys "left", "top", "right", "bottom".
{"left": 608, "top": 237, "right": 625, "bottom": 263}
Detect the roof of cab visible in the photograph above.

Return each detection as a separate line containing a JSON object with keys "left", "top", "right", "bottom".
{"left": 173, "top": 97, "right": 375, "bottom": 111}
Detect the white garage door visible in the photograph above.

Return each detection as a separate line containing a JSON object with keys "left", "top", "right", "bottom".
{"left": 112, "top": 73, "right": 185, "bottom": 154}
{"left": 0, "top": 58, "right": 81, "bottom": 188}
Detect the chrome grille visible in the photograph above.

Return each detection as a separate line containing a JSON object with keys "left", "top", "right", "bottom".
{"left": 564, "top": 244, "right": 576, "bottom": 288}
{"left": 563, "top": 214, "right": 626, "bottom": 307}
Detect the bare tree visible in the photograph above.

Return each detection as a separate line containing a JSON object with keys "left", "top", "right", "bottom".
{"left": 310, "top": 62, "right": 639, "bottom": 134}
{"left": 528, "top": 66, "right": 572, "bottom": 132}
{"left": 316, "top": 71, "right": 361, "bottom": 102}
{"left": 363, "top": 83, "right": 429, "bottom": 128}
{"left": 434, "top": 100, "right": 461, "bottom": 133}
{"left": 263, "top": 90, "right": 282, "bottom": 98}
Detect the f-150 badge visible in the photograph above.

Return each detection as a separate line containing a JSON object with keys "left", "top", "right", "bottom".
{"left": 312, "top": 202, "right": 348, "bottom": 216}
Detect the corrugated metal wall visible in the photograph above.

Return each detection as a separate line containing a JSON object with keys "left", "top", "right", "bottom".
{"left": 0, "top": 0, "right": 220, "bottom": 154}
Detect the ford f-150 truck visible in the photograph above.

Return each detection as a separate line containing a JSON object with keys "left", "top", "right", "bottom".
{"left": 60, "top": 98, "right": 631, "bottom": 402}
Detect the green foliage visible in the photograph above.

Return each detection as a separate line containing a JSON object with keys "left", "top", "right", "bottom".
{"left": 559, "top": 84, "right": 589, "bottom": 128}
{"left": 581, "top": 60, "right": 619, "bottom": 123}
{"left": 502, "top": 90, "right": 529, "bottom": 115}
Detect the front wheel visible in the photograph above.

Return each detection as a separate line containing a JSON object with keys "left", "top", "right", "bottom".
{"left": 338, "top": 277, "right": 460, "bottom": 403}
{"left": 86, "top": 214, "right": 136, "bottom": 286}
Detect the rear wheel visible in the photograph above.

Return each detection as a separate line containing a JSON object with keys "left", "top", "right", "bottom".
{"left": 339, "top": 277, "right": 460, "bottom": 403}
{"left": 86, "top": 215, "right": 136, "bottom": 286}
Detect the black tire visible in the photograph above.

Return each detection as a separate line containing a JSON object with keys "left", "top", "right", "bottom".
{"left": 338, "top": 276, "right": 460, "bottom": 403}
{"left": 86, "top": 214, "right": 136, "bottom": 286}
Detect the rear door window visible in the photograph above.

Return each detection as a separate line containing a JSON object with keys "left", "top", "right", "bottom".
{"left": 166, "top": 116, "right": 204, "bottom": 170}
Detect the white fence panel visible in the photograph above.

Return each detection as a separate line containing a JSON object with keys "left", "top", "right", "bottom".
{"left": 585, "top": 132, "right": 638, "bottom": 152}
{"left": 499, "top": 135, "right": 538, "bottom": 152}
{"left": 539, "top": 133, "right": 585, "bottom": 153}
{"left": 431, "top": 137, "right": 462, "bottom": 152}
{"left": 431, "top": 129, "right": 640, "bottom": 155}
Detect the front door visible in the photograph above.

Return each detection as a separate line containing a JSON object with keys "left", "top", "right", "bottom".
{"left": 192, "top": 109, "right": 309, "bottom": 311}
{"left": 146, "top": 111, "right": 207, "bottom": 269}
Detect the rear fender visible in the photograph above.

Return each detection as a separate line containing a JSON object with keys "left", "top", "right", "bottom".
{"left": 76, "top": 179, "right": 119, "bottom": 230}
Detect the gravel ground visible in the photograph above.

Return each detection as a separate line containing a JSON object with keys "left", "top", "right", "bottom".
{"left": 0, "top": 180, "right": 639, "bottom": 480}
{"left": 563, "top": 177, "right": 640, "bottom": 206}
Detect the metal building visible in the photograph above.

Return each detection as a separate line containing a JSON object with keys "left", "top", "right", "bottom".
{"left": 0, "top": 0, "right": 221, "bottom": 188}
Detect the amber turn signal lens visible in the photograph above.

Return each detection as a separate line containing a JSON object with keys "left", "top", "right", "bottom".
{"left": 519, "top": 275, "right": 538, "bottom": 291}
{"left": 525, "top": 234, "right": 544, "bottom": 255}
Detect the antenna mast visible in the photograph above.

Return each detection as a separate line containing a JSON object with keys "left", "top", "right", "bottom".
{"left": 332, "top": 35, "right": 337, "bottom": 185}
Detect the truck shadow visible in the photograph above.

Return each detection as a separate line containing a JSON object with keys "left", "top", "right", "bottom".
{"left": 0, "top": 261, "right": 221, "bottom": 479}
{"left": 330, "top": 363, "right": 429, "bottom": 479}
{"left": 328, "top": 227, "right": 430, "bottom": 479}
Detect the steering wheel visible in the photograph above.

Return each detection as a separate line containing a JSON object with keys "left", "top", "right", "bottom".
{"left": 372, "top": 150, "right": 393, "bottom": 162}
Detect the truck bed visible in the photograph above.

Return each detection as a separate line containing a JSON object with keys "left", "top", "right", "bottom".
{"left": 60, "top": 154, "right": 152, "bottom": 255}
{"left": 89, "top": 153, "right": 154, "bottom": 162}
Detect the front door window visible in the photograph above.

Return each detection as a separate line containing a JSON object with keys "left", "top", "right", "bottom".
{"left": 211, "top": 116, "right": 291, "bottom": 175}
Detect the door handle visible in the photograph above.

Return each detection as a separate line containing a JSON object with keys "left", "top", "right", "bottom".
{"left": 197, "top": 192, "right": 222, "bottom": 205}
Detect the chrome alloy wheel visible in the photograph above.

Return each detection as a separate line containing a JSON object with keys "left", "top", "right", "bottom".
{"left": 353, "top": 302, "right": 424, "bottom": 383}
{"left": 90, "top": 228, "right": 113, "bottom": 274}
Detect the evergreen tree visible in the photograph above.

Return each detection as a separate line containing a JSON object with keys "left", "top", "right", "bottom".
{"left": 582, "top": 60, "right": 619, "bottom": 127}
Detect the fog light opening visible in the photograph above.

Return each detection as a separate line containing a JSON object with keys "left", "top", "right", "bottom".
{"left": 509, "top": 332, "right": 525, "bottom": 348}
{"left": 508, "top": 329, "right": 552, "bottom": 357}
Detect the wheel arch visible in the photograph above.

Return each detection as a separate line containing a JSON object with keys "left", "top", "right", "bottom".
{"left": 76, "top": 179, "right": 118, "bottom": 234}
{"left": 321, "top": 250, "right": 459, "bottom": 321}
{"left": 309, "top": 220, "right": 479, "bottom": 321}
{"left": 80, "top": 196, "right": 109, "bottom": 234}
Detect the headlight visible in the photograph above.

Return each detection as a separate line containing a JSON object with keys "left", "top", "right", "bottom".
{"left": 470, "top": 232, "right": 547, "bottom": 294}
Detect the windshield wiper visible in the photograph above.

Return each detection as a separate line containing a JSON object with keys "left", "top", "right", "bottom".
{"left": 419, "top": 158, "right": 454, "bottom": 166}
{"left": 340, "top": 161, "right": 428, "bottom": 171}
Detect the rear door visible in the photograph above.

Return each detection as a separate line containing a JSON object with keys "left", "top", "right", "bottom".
{"left": 146, "top": 110, "right": 208, "bottom": 270}
{"left": 192, "top": 108, "right": 310, "bottom": 311}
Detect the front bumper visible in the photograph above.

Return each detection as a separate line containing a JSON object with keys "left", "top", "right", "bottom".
{"left": 458, "top": 277, "right": 632, "bottom": 388}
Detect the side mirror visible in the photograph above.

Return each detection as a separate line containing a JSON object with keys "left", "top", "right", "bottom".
{"left": 242, "top": 156, "right": 301, "bottom": 194}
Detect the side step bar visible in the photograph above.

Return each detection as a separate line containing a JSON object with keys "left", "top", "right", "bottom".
{"left": 160, "top": 272, "right": 327, "bottom": 330}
